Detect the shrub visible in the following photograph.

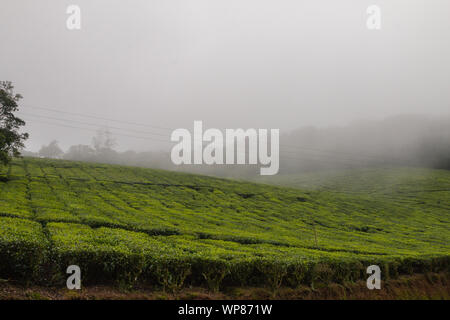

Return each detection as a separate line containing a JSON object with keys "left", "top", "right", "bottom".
{"left": 0, "top": 217, "right": 48, "bottom": 281}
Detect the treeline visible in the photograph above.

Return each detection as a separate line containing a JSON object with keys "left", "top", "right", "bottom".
{"left": 23, "top": 129, "right": 169, "bottom": 170}
{"left": 24, "top": 114, "right": 450, "bottom": 178}
{"left": 280, "top": 114, "right": 450, "bottom": 173}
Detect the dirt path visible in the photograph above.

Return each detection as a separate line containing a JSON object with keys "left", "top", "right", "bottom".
{"left": 0, "top": 272, "right": 448, "bottom": 300}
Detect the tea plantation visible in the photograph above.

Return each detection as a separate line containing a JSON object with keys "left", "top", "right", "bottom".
{"left": 0, "top": 157, "right": 449, "bottom": 290}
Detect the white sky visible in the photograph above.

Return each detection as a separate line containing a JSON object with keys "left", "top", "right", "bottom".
{"left": 1, "top": 0, "right": 449, "bottom": 151}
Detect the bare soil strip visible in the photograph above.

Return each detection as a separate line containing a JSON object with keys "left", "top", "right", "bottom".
{"left": 1, "top": 272, "right": 448, "bottom": 300}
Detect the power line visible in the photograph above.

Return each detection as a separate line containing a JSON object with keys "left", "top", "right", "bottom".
{"left": 26, "top": 119, "right": 363, "bottom": 165}
{"left": 18, "top": 111, "right": 169, "bottom": 138}
{"left": 19, "top": 104, "right": 396, "bottom": 165}
{"left": 280, "top": 148, "right": 376, "bottom": 165}
{"left": 21, "top": 104, "right": 174, "bottom": 131}
{"left": 280, "top": 143, "right": 389, "bottom": 162}
{"left": 26, "top": 119, "right": 169, "bottom": 144}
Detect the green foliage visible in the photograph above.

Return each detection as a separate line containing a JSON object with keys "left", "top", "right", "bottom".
{"left": 0, "top": 157, "right": 448, "bottom": 290}
{"left": 0, "top": 81, "right": 28, "bottom": 166}
{"left": 0, "top": 217, "right": 48, "bottom": 280}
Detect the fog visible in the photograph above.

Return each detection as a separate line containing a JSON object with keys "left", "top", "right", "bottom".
{"left": 1, "top": 0, "right": 449, "bottom": 174}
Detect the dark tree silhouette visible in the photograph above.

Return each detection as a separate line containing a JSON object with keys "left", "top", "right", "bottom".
{"left": 0, "top": 81, "right": 29, "bottom": 166}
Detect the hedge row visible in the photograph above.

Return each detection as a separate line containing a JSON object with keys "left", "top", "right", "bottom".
{"left": 1, "top": 218, "right": 448, "bottom": 291}
{"left": 0, "top": 217, "right": 49, "bottom": 280}
{"left": 3, "top": 158, "right": 450, "bottom": 264}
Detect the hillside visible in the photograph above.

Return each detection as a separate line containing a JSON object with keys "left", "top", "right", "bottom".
{"left": 256, "top": 167, "right": 450, "bottom": 194}
{"left": 0, "top": 158, "right": 449, "bottom": 290}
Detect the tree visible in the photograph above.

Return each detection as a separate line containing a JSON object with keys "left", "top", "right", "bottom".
{"left": 39, "top": 140, "right": 64, "bottom": 159}
{"left": 0, "top": 81, "right": 29, "bottom": 166}
{"left": 92, "top": 128, "right": 116, "bottom": 153}
{"left": 64, "top": 144, "right": 95, "bottom": 161}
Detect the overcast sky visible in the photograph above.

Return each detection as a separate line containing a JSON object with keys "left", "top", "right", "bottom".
{"left": 1, "top": 0, "right": 449, "bottom": 151}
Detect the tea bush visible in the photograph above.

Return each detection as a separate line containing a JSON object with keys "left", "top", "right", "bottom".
{"left": 0, "top": 157, "right": 448, "bottom": 289}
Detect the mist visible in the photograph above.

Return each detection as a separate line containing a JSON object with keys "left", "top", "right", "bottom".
{"left": 1, "top": 0, "right": 449, "bottom": 175}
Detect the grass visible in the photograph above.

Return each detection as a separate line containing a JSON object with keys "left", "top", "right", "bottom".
{"left": 0, "top": 157, "right": 449, "bottom": 291}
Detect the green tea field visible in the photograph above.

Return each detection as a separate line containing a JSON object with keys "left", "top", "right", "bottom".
{"left": 0, "top": 157, "right": 449, "bottom": 291}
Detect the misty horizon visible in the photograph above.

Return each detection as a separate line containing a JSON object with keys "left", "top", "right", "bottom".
{"left": 1, "top": 0, "right": 449, "bottom": 154}
{"left": 17, "top": 112, "right": 450, "bottom": 154}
